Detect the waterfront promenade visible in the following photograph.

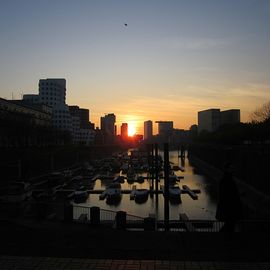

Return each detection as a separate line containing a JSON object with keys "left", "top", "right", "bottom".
{"left": 1, "top": 256, "right": 270, "bottom": 270}
{"left": 1, "top": 218, "right": 270, "bottom": 269}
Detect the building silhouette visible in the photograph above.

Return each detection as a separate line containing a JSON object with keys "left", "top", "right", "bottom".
{"left": 69, "top": 106, "right": 95, "bottom": 145}
{"left": 69, "top": 106, "right": 94, "bottom": 129}
{"left": 221, "top": 109, "right": 240, "bottom": 125}
{"left": 198, "top": 108, "right": 240, "bottom": 133}
{"left": 121, "top": 123, "right": 128, "bottom": 139}
{"left": 100, "top": 113, "right": 116, "bottom": 144}
{"left": 156, "top": 121, "right": 173, "bottom": 137}
{"left": 23, "top": 78, "right": 72, "bottom": 132}
{"left": 144, "top": 120, "right": 153, "bottom": 140}
{"left": 198, "top": 109, "right": 220, "bottom": 133}
{"left": 0, "top": 97, "right": 53, "bottom": 147}
{"left": 22, "top": 78, "right": 95, "bottom": 145}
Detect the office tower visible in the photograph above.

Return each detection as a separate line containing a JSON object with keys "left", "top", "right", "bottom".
{"left": 121, "top": 123, "right": 128, "bottom": 138}
{"left": 69, "top": 105, "right": 95, "bottom": 145}
{"left": 198, "top": 108, "right": 240, "bottom": 133}
{"left": 38, "top": 78, "right": 71, "bottom": 132}
{"left": 198, "top": 109, "right": 221, "bottom": 133}
{"left": 220, "top": 109, "right": 240, "bottom": 125}
{"left": 156, "top": 121, "right": 173, "bottom": 136}
{"left": 100, "top": 113, "right": 116, "bottom": 136}
{"left": 144, "top": 120, "right": 153, "bottom": 140}
{"left": 69, "top": 105, "right": 93, "bottom": 129}
{"left": 100, "top": 113, "right": 116, "bottom": 144}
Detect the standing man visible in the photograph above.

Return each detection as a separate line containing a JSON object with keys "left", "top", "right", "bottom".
{"left": 216, "top": 162, "right": 243, "bottom": 232}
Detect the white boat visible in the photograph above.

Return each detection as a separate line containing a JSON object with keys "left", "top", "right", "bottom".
{"left": 136, "top": 175, "right": 144, "bottom": 183}
{"left": 73, "top": 190, "right": 88, "bottom": 203}
{"left": 0, "top": 182, "right": 32, "bottom": 203}
{"left": 72, "top": 175, "right": 83, "bottom": 181}
{"left": 169, "top": 186, "right": 181, "bottom": 198}
{"left": 172, "top": 165, "right": 180, "bottom": 171}
{"left": 169, "top": 186, "right": 182, "bottom": 203}
{"left": 169, "top": 175, "right": 180, "bottom": 183}
{"left": 113, "top": 175, "right": 125, "bottom": 183}
{"left": 62, "top": 170, "right": 72, "bottom": 178}
{"left": 106, "top": 188, "right": 122, "bottom": 204}
{"left": 120, "top": 163, "right": 129, "bottom": 174}
{"left": 106, "top": 183, "right": 122, "bottom": 204}
{"left": 108, "top": 182, "right": 121, "bottom": 189}
{"left": 134, "top": 189, "right": 149, "bottom": 203}
{"left": 127, "top": 171, "right": 136, "bottom": 183}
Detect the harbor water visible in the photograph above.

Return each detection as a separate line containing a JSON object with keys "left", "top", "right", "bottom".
{"left": 78, "top": 151, "right": 218, "bottom": 220}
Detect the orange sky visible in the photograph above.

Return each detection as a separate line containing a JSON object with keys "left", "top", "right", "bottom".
{"left": 1, "top": 0, "right": 270, "bottom": 134}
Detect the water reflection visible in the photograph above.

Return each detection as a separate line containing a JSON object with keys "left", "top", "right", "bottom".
{"left": 80, "top": 151, "right": 217, "bottom": 220}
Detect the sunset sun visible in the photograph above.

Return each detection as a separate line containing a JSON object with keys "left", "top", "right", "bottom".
{"left": 128, "top": 123, "right": 136, "bottom": 137}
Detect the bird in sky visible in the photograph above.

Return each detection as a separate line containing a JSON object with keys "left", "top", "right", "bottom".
{"left": 124, "top": 23, "right": 128, "bottom": 26}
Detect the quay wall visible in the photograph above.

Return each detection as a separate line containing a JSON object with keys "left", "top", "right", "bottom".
{"left": 188, "top": 144, "right": 270, "bottom": 219}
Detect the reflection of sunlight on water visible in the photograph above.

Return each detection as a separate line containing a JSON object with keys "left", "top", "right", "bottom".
{"left": 83, "top": 151, "right": 217, "bottom": 220}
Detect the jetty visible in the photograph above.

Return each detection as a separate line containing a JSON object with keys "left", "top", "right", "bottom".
{"left": 130, "top": 185, "right": 137, "bottom": 200}
{"left": 182, "top": 185, "right": 199, "bottom": 200}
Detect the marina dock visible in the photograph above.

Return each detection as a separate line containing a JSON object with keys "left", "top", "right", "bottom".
{"left": 182, "top": 185, "right": 199, "bottom": 200}
{"left": 33, "top": 186, "right": 201, "bottom": 200}
{"left": 130, "top": 185, "right": 136, "bottom": 200}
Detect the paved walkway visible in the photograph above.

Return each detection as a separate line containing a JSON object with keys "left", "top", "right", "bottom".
{"left": 1, "top": 219, "right": 270, "bottom": 269}
{"left": 1, "top": 256, "right": 270, "bottom": 270}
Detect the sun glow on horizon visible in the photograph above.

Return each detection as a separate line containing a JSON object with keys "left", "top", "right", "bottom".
{"left": 128, "top": 122, "right": 137, "bottom": 137}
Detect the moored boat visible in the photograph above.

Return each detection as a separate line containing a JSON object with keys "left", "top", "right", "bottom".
{"left": 73, "top": 190, "right": 88, "bottom": 203}
{"left": 136, "top": 175, "right": 144, "bottom": 183}
{"left": 113, "top": 175, "right": 125, "bottom": 183}
{"left": 106, "top": 188, "right": 122, "bottom": 205}
{"left": 106, "top": 183, "right": 122, "bottom": 204}
{"left": 169, "top": 185, "right": 182, "bottom": 203}
{"left": 0, "top": 182, "right": 32, "bottom": 203}
{"left": 134, "top": 189, "right": 149, "bottom": 203}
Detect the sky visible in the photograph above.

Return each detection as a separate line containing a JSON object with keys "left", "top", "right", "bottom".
{"left": 1, "top": 0, "right": 270, "bottom": 135}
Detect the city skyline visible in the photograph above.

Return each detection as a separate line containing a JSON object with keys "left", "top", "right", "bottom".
{"left": 1, "top": 1, "right": 270, "bottom": 135}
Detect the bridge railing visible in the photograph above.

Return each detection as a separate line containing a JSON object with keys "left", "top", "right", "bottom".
{"left": 23, "top": 202, "right": 270, "bottom": 232}
{"left": 73, "top": 205, "right": 270, "bottom": 232}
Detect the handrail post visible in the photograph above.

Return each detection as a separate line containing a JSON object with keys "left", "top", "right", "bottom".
{"left": 164, "top": 143, "right": 170, "bottom": 231}
{"left": 90, "top": 206, "right": 100, "bottom": 226}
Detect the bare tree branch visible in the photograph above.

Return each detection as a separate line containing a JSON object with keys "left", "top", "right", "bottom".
{"left": 250, "top": 101, "right": 270, "bottom": 123}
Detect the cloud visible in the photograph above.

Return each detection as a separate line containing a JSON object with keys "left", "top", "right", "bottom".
{"left": 90, "top": 81, "right": 270, "bottom": 130}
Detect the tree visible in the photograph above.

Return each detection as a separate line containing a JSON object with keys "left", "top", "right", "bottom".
{"left": 250, "top": 101, "right": 270, "bottom": 123}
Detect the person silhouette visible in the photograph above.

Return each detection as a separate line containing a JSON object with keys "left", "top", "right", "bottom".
{"left": 215, "top": 162, "right": 242, "bottom": 232}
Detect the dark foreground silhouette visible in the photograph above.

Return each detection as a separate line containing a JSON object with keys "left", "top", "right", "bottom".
{"left": 0, "top": 218, "right": 270, "bottom": 262}
{"left": 216, "top": 162, "right": 243, "bottom": 232}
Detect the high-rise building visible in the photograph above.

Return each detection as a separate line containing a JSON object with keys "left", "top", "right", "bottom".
{"left": 101, "top": 113, "right": 116, "bottom": 136}
{"left": 198, "top": 109, "right": 220, "bottom": 133}
{"left": 100, "top": 113, "right": 116, "bottom": 144}
{"left": 220, "top": 109, "right": 240, "bottom": 125}
{"left": 121, "top": 123, "right": 128, "bottom": 138}
{"left": 23, "top": 94, "right": 40, "bottom": 104}
{"left": 22, "top": 78, "right": 96, "bottom": 145}
{"left": 69, "top": 105, "right": 93, "bottom": 129}
{"left": 37, "top": 78, "right": 71, "bottom": 132}
{"left": 198, "top": 108, "right": 240, "bottom": 133}
{"left": 69, "top": 105, "right": 95, "bottom": 145}
{"left": 156, "top": 121, "right": 173, "bottom": 136}
{"left": 144, "top": 120, "right": 153, "bottom": 140}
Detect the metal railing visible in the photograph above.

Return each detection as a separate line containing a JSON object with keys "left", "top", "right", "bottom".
{"left": 11, "top": 201, "right": 269, "bottom": 232}
{"left": 72, "top": 205, "right": 270, "bottom": 232}
{"left": 73, "top": 205, "right": 144, "bottom": 225}
{"left": 157, "top": 220, "right": 225, "bottom": 232}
